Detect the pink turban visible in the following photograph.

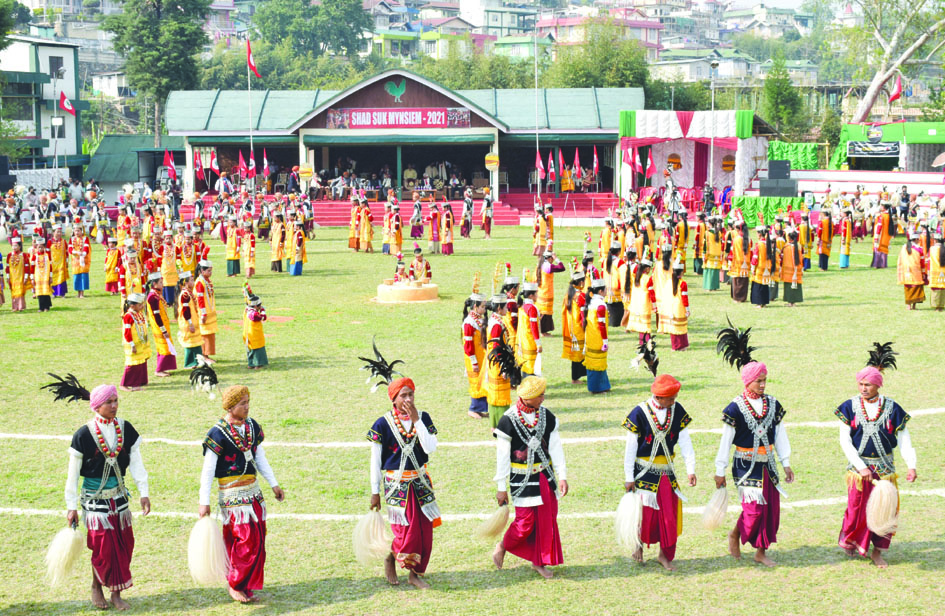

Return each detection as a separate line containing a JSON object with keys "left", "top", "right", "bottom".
{"left": 89, "top": 384, "right": 117, "bottom": 410}
{"left": 856, "top": 366, "right": 884, "bottom": 388}
{"left": 740, "top": 362, "right": 767, "bottom": 386}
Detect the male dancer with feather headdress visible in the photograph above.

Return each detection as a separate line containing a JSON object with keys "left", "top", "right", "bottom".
{"left": 44, "top": 376, "right": 150, "bottom": 610}
{"left": 362, "top": 343, "right": 440, "bottom": 588}
{"left": 834, "top": 345, "right": 916, "bottom": 568}
{"left": 492, "top": 376, "right": 568, "bottom": 578}
{"left": 714, "top": 321, "right": 794, "bottom": 567}
{"left": 199, "top": 385, "right": 284, "bottom": 603}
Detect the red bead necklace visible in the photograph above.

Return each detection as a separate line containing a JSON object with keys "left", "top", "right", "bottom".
{"left": 391, "top": 411, "right": 417, "bottom": 439}
{"left": 742, "top": 393, "right": 768, "bottom": 420}
{"left": 223, "top": 419, "right": 253, "bottom": 452}
{"left": 93, "top": 417, "right": 123, "bottom": 458}
{"left": 515, "top": 400, "right": 539, "bottom": 429}
{"left": 647, "top": 400, "right": 672, "bottom": 431}
{"left": 859, "top": 395, "right": 883, "bottom": 422}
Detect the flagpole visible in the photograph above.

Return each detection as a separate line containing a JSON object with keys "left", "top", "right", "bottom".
{"left": 534, "top": 34, "right": 540, "bottom": 202}
{"left": 247, "top": 58, "right": 254, "bottom": 192}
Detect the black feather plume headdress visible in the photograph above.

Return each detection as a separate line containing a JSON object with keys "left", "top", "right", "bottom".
{"left": 358, "top": 338, "right": 405, "bottom": 393}
{"left": 866, "top": 341, "right": 898, "bottom": 371}
{"left": 487, "top": 337, "right": 522, "bottom": 388}
{"left": 631, "top": 338, "right": 659, "bottom": 377}
{"left": 716, "top": 317, "right": 756, "bottom": 370}
{"left": 190, "top": 355, "right": 219, "bottom": 397}
{"left": 41, "top": 373, "right": 90, "bottom": 403}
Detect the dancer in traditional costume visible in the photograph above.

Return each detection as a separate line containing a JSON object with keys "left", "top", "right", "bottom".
{"left": 461, "top": 187, "right": 473, "bottom": 238}
{"left": 839, "top": 209, "right": 853, "bottom": 269}
{"left": 381, "top": 201, "right": 392, "bottom": 255}
{"left": 157, "top": 231, "right": 179, "bottom": 308}
{"left": 145, "top": 273, "right": 177, "bottom": 377}
{"left": 627, "top": 258, "right": 654, "bottom": 341}
{"left": 69, "top": 223, "right": 92, "bottom": 298}
{"left": 289, "top": 219, "right": 306, "bottom": 276}
{"left": 692, "top": 212, "right": 706, "bottom": 275}
{"left": 604, "top": 241, "right": 625, "bottom": 327}
{"left": 623, "top": 374, "right": 695, "bottom": 570}
{"left": 363, "top": 348, "right": 440, "bottom": 589}
{"left": 897, "top": 232, "right": 926, "bottom": 309}
{"left": 117, "top": 245, "right": 144, "bottom": 307}
{"left": 242, "top": 220, "right": 256, "bottom": 278}
{"left": 120, "top": 293, "right": 151, "bottom": 391}
{"left": 104, "top": 237, "right": 120, "bottom": 295}
{"left": 516, "top": 278, "right": 541, "bottom": 375}
{"left": 729, "top": 222, "right": 750, "bottom": 303}
{"left": 583, "top": 278, "right": 610, "bottom": 394}
{"left": 536, "top": 250, "right": 564, "bottom": 335}
{"left": 486, "top": 294, "right": 514, "bottom": 427}
{"left": 817, "top": 211, "right": 834, "bottom": 271}
{"left": 714, "top": 321, "right": 794, "bottom": 567}
{"left": 749, "top": 226, "right": 773, "bottom": 309}
{"left": 492, "top": 376, "right": 568, "bottom": 578}
{"left": 667, "top": 261, "right": 689, "bottom": 351}
{"left": 798, "top": 213, "right": 812, "bottom": 270}
{"left": 703, "top": 216, "right": 723, "bottom": 291}
{"left": 427, "top": 202, "right": 441, "bottom": 254}
{"left": 195, "top": 260, "right": 217, "bottom": 361}
{"left": 391, "top": 204, "right": 403, "bottom": 255}
{"left": 481, "top": 188, "right": 494, "bottom": 239}
{"left": 409, "top": 244, "right": 431, "bottom": 281}
{"left": 49, "top": 379, "right": 150, "bottom": 610}
{"left": 6, "top": 237, "right": 29, "bottom": 311}
{"left": 224, "top": 216, "right": 241, "bottom": 277}
{"left": 199, "top": 385, "right": 284, "bottom": 603}
{"left": 360, "top": 199, "right": 374, "bottom": 253}
{"left": 835, "top": 366, "right": 916, "bottom": 568}
{"left": 780, "top": 229, "right": 804, "bottom": 307}
{"left": 673, "top": 215, "right": 689, "bottom": 274}
{"left": 462, "top": 290, "right": 489, "bottom": 419}
{"left": 49, "top": 224, "right": 68, "bottom": 297}
{"left": 270, "top": 213, "right": 286, "bottom": 272}
{"left": 176, "top": 271, "right": 203, "bottom": 368}
{"left": 441, "top": 202, "right": 455, "bottom": 256}
{"left": 929, "top": 232, "right": 945, "bottom": 311}
{"left": 348, "top": 197, "right": 360, "bottom": 250}
{"left": 561, "top": 270, "right": 587, "bottom": 384}
{"left": 31, "top": 235, "right": 53, "bottom": 312}
{"left": 410, "top": 193, "right": 424, "bottom": 239}
{"left": 871, "top": 204, "right": 894, "bottom": 269}
{"left": 243, "top": 293, "right": 268, "bottom": 369}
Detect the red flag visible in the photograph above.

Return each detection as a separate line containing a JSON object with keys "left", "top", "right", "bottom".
{"left": 59, "top": 91, "right": 76, "bottom": 117}
{"left": 238, "top": 151, "right": 248, "bottom": 179}
{"left": 247, "top": 150, "right": 256, "bottom": 178}
{"left": 558, "top": 148, "right": 565, "bottom": 176}
{"left": 262, "top": 149, "right": 269, "bottom": 177}
{"left": 634, "top": 148, "right": 644, "bottom": 174}
{"left": 247, "top": 40, "right": 261, "bottom": 78}
{"left": 888, "top": 74, "right": 902, "bottom": 103}
{"left": 194, "top": 149, "right": 205, "bottom": 182}
{"left": 645, "top": 149, "right": 655, "bottom": 179}
{"left": 547, "top": 150, "right": 556, "bottom": 182}
{"left": 593, "top": 145, "right": 600, "bottom": 175}
{"left": 574, "top": 148, "right": 582, "bottom": 179}
{"left": 163, "top": 149, "right": 177, "bottom": 182}
{"left": 209, "top": 150, "right": 220, "bottom": 173}
{"left": 535, "top": 150, "right": 545, "bottom": 180}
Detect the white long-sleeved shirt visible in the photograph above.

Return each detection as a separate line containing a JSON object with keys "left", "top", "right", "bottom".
{"left": 838, "top": 397, "right": 917, "bottom": 471}
{"left": 198, "top": 423, "right": 279, "bottom": 506}
{"left": 624, "top": 402, "right": 696, "bottom": 483}
{"left": 494, "top": 409, "right": 567, "bottom": 490}
{"left": 714, "top": 395, "right": 791, "bottom": 477}
{"left": 65, "top": 420, "right": 149, "bottom": 510}
{"left": 369, "top": 416, "right": 438, "bottom": 495}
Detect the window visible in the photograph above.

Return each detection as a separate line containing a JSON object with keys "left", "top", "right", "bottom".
{"left": 48, "top": 56, "right": 64, "bottom": 78}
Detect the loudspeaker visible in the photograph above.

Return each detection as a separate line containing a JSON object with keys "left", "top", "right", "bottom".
{"left": 759, "top": 178, "right": 797, "bottom": 198}
{"left": 769, "top": 160, "right": 791, "bottom": 180}
{"left": 0, "top": 156, "right": 9, "bottom": 176}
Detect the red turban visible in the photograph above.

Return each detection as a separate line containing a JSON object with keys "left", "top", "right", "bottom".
{"left": 388, "top": 377, "right": 415, "bottom": 401}
{"left": 650, "top": 374, "right": 681, "bottom": 397}
{"left": 856, "top": 367, "right": 884, "bottom": 387}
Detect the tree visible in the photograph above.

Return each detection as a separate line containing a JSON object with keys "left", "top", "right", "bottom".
{"left": 820, "top": 107, "right": 842, "bottom": 146}
{"left": 542, "top": 19, "right": 648, "bottom": 88}
{"left": 839, "top": 0, "right": 945, "bottom": 122}
{"left": 762, "top": 56, "right": 805, "bottom": 136}
{"left": 104, "top": 0, "right": 209, "bottom": 146}
{"left": 644, "top": 79, "right": 711, "bottom": 111}
{"left": 255, "top": 0, "right": 371, "bottom": 59}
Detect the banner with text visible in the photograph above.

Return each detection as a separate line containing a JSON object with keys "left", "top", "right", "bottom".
{"left": 326, "top": 107, "right": 471, "bottom": 130}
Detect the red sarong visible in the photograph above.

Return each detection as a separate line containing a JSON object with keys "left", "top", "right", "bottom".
{"left": 223, "top": 499, "right": 267, "bottom": 592}
{"left": 502, "top": 473, "right": 563, "bottom": 567}
{"left": 838, "top": 471, "right": 893, "bottom": 555}
{"left": 639, "top": 475, "right": 680, "bottom": 561}
{"left": 87, "top": 503, "right": 135, "bottom": 592}
{"left": 736, "top": 468, "right": 780, "bottom": 549}
{"left": 390, "top": 484, "right": 434, "bottom": 574}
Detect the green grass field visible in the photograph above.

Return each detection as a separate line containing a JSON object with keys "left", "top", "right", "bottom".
{"left": 2, "top": 225, "right": 944, "bottom": 616}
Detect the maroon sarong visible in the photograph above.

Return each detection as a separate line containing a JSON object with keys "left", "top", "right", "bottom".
{"left": 155, "top": 354, "right": 177, "bottom": 373}
{"left": 390, "top": 484, "right": 434, "bottom": 573}
{"left": 87, "top": 501, "right": 135, "bottom": 592}
{"left": 639, "top": 475, "right": 680, "bottom": 561}
{"left": 838, "top": 471, "right": 893, "bottom": 555}
{"left": 503, "top": 473, "right": 563, "bottom": 567}
{"left": 120, "top": 363, "right": 148, "bottom": 388}
{"left": 223, "top": 499, "right": 267, "bottom": 592}
{"left": 736, "top": 467, "right": 780, "bottom": 549}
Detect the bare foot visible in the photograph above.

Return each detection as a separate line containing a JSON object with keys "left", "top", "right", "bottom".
{"left": 118, "top": 386, "right": 133, "bottom": 392}
{"left": 728, "top": 529, "right": 741, "bottom": 560}
{"left": 91, "top": 581, "right": 108, "bottom": 610}
{"left": 656, "top": 550, "right": 676, "bottom": 571}
{"left": 155, "top": 372, "right": 169, "bottom": 377}
{"left": 841, "top": 545, "right": 857, "bottom": 558}
{"left": 384, "top": 553, "right": 400, "bottom": 585}
{"left": 871, "top": 548, "right": 889, "bottom": 569}
{"left": 110, "top": 592, "right": 130, "bottom": 611}
{"left": 531, "top": 564, "right": 554, "bottom": 579}
{"left": 754, "top": 549, "right": 776, "bottom": 567}
{"left": 228, "top": 587, "right": 253, "bottom": 603}
{"left": 631, "top": 547, "right": 643, "bottom": 563}
{"left": 407, "top": 571, "right": 430, "bottom": 589}
{"left": 467, "top": 410, "right": 483, "bottom": 419}
{"left": 245, "top": 590, "right": 260, "bottom": 603}
{"left": 492, "top": 543, "right": 506, "bottom": 570}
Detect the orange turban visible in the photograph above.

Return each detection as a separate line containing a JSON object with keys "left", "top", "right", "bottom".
{"left": 388, "top": 377, "right": 415, "bottom": 401}
{"left": 650, "top": 374, "right": 681, "bottom": 397}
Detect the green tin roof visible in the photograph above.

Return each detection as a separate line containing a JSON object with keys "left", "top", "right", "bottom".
{"left": 85, "top": 135, "right": 185, "bottom": 183}
{"left": 165, "top": 89, "right": 337, "bottom": 133}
